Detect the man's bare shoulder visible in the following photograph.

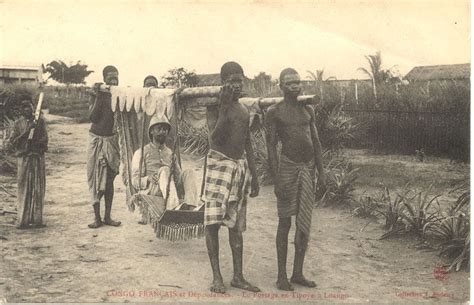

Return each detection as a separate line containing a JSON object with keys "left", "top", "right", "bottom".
{"left": 236, "top": 102, "right": 250, "bottom": 112}
{"left": 266, "top": 102, "right": 285, "bottom": 116}
{"left": 231, "top": 103, "right": 250, "bottom": 120}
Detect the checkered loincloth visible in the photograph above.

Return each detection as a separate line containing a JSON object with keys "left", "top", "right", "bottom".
{"left": 203, "top": 149, "right": 249, "bottom": 231}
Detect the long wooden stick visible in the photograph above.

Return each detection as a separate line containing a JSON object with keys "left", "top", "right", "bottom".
{"left": 120, "top": 112, "right": 134, "bottom": 191}
{"left": 99, "top": 85, "right": 317, "bottom": 110}
{"left": 138, "top": 114, "right": 147, "bottom": 191}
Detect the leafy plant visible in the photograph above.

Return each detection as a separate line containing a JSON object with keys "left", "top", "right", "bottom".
{"left": 377, "top": 186, "right": 407, "bottom": 238}
{"left": 352, "top": 194, "right": 382, "bottom": 218}
{"left": 178, "top": 121, "right": 209, "bottom": 157}
{"left": 1, "top": 84, "right": 38, "bottom": 121}
{"left": 315, "top": 105, "right": 360, "bottom": 156}
{"left": 423, "top": 181, "right": 470, "bottom": 271}
{"left": 44, "top": 60, "right": 93, "bottom": 85}
{"left": 320, "top": 159, "right": 359, "bottom": 206}
{"left": 161, "top": 67, "right": 199, "bottom": 87}
{"left": 400, "top": 186, "right": 441, "bottom": 234}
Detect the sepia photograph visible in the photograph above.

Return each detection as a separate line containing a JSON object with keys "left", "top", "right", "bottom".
{"left": 0, "top": 0, "right": 470, "bottom": 304}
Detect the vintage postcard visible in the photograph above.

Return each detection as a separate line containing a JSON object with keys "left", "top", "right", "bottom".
{"left": 0, "top": 0, "right": 470, "bottom": 304}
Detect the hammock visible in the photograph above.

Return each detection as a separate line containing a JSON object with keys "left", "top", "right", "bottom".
{"left": 105, "top": 85, "right": 316, "bottom": 241}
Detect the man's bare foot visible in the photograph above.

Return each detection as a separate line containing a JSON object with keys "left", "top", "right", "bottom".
{"left": 88, "top": 219, "right": 103, "bottom": 229}
{"left": 210, "top": 279, "right": 226, "bottom": 294}
{"left": 103, "top": 218, "right": 121, "bottom": 227}
{"left": 31, "top": 223, "right": 47, "bottom": 228}
{"left": 290, "top": 275, "right": 317, "bottom": 288}
{"left": 276, "top": 278, "right": 294, "bottom": 291}
{"left": 231, "top": 277, "right": 260, "bottom": 292}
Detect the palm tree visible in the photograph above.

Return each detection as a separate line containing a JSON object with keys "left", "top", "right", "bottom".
{"left": 307, "top": 69, "right": 336, "bottom": 103}
{"left": 357, "top": 51, "right": 384, "bottom": 99}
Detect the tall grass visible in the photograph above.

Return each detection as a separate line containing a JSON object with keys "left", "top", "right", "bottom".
{"left": 44, "top": 86, "right": 91, "bottom": 123}
{"left": 305, "top": 80, "right": 470, "bottom": 161}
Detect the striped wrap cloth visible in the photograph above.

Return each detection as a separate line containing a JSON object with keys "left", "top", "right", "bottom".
{"left": 277, "top": 154, "right": 315, "bottom": 236}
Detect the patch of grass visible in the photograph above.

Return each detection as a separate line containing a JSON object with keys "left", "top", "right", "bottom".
{"left": 347, "top": 149, "right": 468, "bottom": 194}
{"left": 47, "top": 96, "right": 90, "bottom": 123}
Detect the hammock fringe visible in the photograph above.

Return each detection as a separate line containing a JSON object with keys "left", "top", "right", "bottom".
{"left": 132, "top": 194, "right": 204, "bottom": 241}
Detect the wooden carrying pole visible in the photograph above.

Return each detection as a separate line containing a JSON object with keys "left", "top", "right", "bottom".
{"left": 99, "top": 85, "right": 317, "bottom": 111}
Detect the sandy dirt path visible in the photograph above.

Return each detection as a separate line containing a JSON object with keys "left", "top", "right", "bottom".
{"left": 0, "top": 115, "right": 469, "bottom": 303}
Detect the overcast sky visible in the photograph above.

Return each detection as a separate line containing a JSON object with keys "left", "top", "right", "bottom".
{"left": 1, "top": 0, "right": 470, "bottom": 86}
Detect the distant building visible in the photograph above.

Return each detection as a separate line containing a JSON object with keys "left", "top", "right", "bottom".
{"left": 404, "top": 63, "right": 470, "bottom": 82}
{"left": 0, "top": 65, "right": 43, "bottom": 85}
{"left": 301, "top": 79, "right": 372, "bottom": 88}
{"left": 195, "top": 73, "right": 221, "bottom": 86}
{"left": 195, "top": 73, "right": 251, "bottom": 87}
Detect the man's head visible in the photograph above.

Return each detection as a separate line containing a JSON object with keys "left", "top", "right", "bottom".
{"left": 18, "top": 95, "right": 34, "bottom": 118}
{"left": 148, "top": 115, "right": 171, "bottom": 144}
{"left": 220, "top": 61, "right": 244, "bottom": 99}
{"left": 143, "top": 75, "right": 158, "bottom": 88}
{"left": 279, "top": 68, "right": 301, "bottom": 98}
{"left": 103, "top": 65, "right": 119, "bottom": 86}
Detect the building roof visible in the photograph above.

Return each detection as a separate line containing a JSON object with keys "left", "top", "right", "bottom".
{"left": 196, "top": 73, "right": 252, "bottom": 86}
{"left": 196, "top": 73, "right": 221, "bottom": 86}
{"left": 0, "top": 65, "right": 40, "bottom": 71}
{"left": 404, "top": 63, "right": 470, "bottom": 81}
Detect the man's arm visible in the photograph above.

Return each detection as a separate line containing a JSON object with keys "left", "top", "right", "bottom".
{"left": 89, "top": 90, "right": 105, "bottom": 123}
{"left": 245, "top": 130, "right": 259, "bottom": 197}
{"left": 265, "top": 107, "right": 279, "bottom": 179}
{"left": 131, "top": 149, "right": 149, "bottom": 190}
{"left": 209, "top": 85, "right": 233, "bottom": 145}
{"left": 37, "top": 117, "right": 49, "bottom": 153}
{"left": 306, "top": 106, "right": 326, "bottom": 183}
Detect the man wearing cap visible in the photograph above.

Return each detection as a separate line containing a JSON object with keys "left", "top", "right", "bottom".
{"left": 87, "top": 65, "right": 121, "bottom": 229}
{"left": 130, "top": 115, "right": 199, "bottom": 216}
{"left": 7, "top": 94, "right": 48, "bottom": 229}
{"left": 203, "top": 61, "right": 260, "bottom": 294}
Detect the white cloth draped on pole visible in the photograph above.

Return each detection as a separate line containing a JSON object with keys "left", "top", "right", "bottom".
{"left": 110, "top": 86, "right": 176, "bottom": 118}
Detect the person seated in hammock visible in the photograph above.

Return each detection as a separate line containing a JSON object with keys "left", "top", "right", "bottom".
{"left": 131, "top": 115, "right": 199, "bottom": 219}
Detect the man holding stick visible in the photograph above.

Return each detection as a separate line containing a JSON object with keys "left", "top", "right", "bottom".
{"left": 87, "top": 65, "right": 121, "bottom": 228}
{"left": 7, "top": 94, "right": 48, "bottom": 229}
{"left": 265, "top": 68, "right": 326, "bottom": 291}
{"left": 203, "top": 61, "right": 260, "bottom": 293}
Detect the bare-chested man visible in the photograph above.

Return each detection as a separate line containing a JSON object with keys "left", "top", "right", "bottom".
{"left": 265, "top": 68, "right": 327, "bottom": 291}
{"left": 87, "top": 65, "right": 121, "bottom": 228}
{"left": 203, "top": 61, "right": 260, "bottom": 294}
